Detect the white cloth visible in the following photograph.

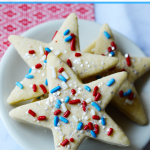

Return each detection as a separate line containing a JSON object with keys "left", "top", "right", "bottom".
{"left": 95, "top": 4, "right": 150, "bottom": 57}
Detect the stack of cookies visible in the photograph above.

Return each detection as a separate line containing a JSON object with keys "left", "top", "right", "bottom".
{"left": 7, "top": 13, "right": 150, "bottom": 150}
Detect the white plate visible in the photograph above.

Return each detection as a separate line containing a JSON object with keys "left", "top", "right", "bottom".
{"left": 0, "top": 19, "right": 149, "bottom": 150}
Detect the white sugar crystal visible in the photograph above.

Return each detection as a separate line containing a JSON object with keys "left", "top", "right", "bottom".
{"left": 39, "top": 46, "right": 44, "bottom": 55}
{"left": 26, "top": 111, "right": 29, "bottom": 115}
{"left": 85, "top": 61, "right": 88, "bottom": 64}
{"left": 62, "top": 71, "right": 69, "bottom": 79}
{"left": 50, "top": 66, "right": 56, "bottom": 78}
{"left": 49, "top": 47, "right": 53, "bottom": 50}
{"left": 61, "top": 82, "right": 68, "bottom": 89}
{"left": 61, "top": 103, "right": 67, "bottom": 112}
{"left": 72, "top": 115, "right": 78, "bottom": 122}
{"left": 80, "top": 64, "right": 83, "bottom": 67}
{"left": 109, "top": 53, "right": 112, "bottom": 57}
{"left": 125, "top": 53, "right": 129, "bottom": 58}
{"left": 42, "top": 73, "right": 45, "bottom": 76}
{"left": 86, "top": 98, "right": 92, "bottom": 103}
{"left": 125, "top": 99, "right": 133, "bottom": 105}
{"left": 84, "top": 116, "right": 89, "bottom": 121}
{"left": 67, "top": 145, "right": 71, "bottom": 149}
{"left": 55, "top": 51, "right": 61, "bottom": 56}
{"left": 91, "top": 48, "right": 95, "bottom": 52}
{"left": 91, "top": 109, "right": 95, "bottom": 115}
{"left": 88, "top": 65, "right": 91, "bottom": 68}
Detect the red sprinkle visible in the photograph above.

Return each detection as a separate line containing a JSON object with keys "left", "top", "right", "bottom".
{"left": 28, "top": 109, "right": 36, "bottom": 117}
{"left": 70, "top": 38, "right": 76, "bottom": 51}
{"left": 70, "top": 138, "right": 74, "bottom": 142}
{"left": 63, "top": 110, "right": 70, "bottom": 118}
{"left": 40, "top": 84, "right": 47, "bottom": 94}
{"left": 52, "top": 31, "right": 58, "bottom": 40}
{"left": 94, "top": 92, "right": 101, "bottom": 101}
{"left": 108, "top": 47, "right": 112, "bottom": 53}
{"left": 82, "top": 101, "right": 87, "bottom": 112}
{"left": 54, "top": 110, "right": 61, "bottom": 115}
{"left": 121, "top": 68, "right": 126, "bottom": 72}
{"left": 58, "top": 67, "right": 64, "bottom": 73}
{"left": 32, "top": 84, "right": 37, "bottom": 92}
{"left": 111, "top": 41, "right": 117, "bottom": 50}
{"left": 37, "top": 116, "right": 46, "bottom": 121}
{"left": 93, "top": 90, "right": 97, "bottom": 96}
{"left": 71, "top": 89, "right": 76, "bottom": 95}
{"left": 28, "top": 50, "right": 35, "bottom": 54}
{"left": 125, "top": 54, "right": 131, "bottom": 66}
{"left": 61, "top": 139, "right": 69, "bottom": 147}
{"left": 88, "top": 122, "right": 93, "bottom": 130}
{"left": 101, "top": 54, "right": 105, "bottom": 56}
{"left": 119, "top": 90, "right": 123, "bottom": 97}
{"left": 94, "top": 86, "right": 98, "bottom": 91}
{"left": 128, "top": 92, "right": 134, "bottom": 100}
{"left": 67, "top": 59, "right": 72, "bottom": 67}
{"left": 84, "top": 125, "right": 89, "bottom": 130}
{"left": 70, "top": 33, "right": 76, "bottom": 38}
{"left": 94, "top": 124, "right": 99, "bottom": 134}
{"left": 75, "top": 53, "right": 81, "bottom": 57}
{"left": 44, "top": 51, "right": 49, "bottom": 57}
{"left": 35, "top": 63, "right": 42, "bottom": 69}
{"left": 92, "top": 115, "right": 100, "bottom": 120}
{"left": 69, "top": 99, "right": 81, "bottom": 104}
{"left": 107, "top": 128, "right": 113, "bottom": 136}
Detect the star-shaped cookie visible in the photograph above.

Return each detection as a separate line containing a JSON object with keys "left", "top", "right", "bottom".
{"left": 9, "top": 54, "right": 130, "bottom": 150}
{"left": 83, "top": 24, "right": 150, "bottom": 125}
{"left": 7, "top": 13, "right": 118, "bottom": 104}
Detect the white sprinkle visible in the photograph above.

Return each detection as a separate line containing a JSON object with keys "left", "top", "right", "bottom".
{"left": 61, "top": 82, "right": 68, "bottom": 89}
{"left": 55, "top": 51, "right": 61, "bottom": 56}
{"left": 50, "top": 66, "right": 56, "bottom": 78}
{"left": 86, "top": 98, "right": 92, "bottom": 103}
{"left": 50, "top": 47, "right": 53, "bottom": 50}
{"left": 84, "top": 116, "right": 89, "bottom": 120}
{"left": 62, "top": 71, "right": 69, "bottom": 79}
{"left": 39, "top": 46, "right": 44, "bottom": 55}
{"left": 109, "top": 53, "right": 112, "bottom": 57}
{"left": 26, "top": 111, "right": 29, "bottom": 115}
{"left": 41, "top": 55, "right": 46, "bottom": 61}
{"left": 42, "top": 73, "right": 45, "bottom": 77}
{"left": 125, "top": 53, "right": 129, "bottom": 58}
{"left": 125, "top": 99, "right": 133, "bottom": 105}
{"left": 67, "top": 145, "right": 71, "bottom": 149}
{"left": 111, "top": 46, "right": 115, "bottom": 50}
{"left": 91, "top": 109, "right": 95, "bottom": 115}
{"left": 29, "top": 84, "right": 32, "bottom": 88}
{"left": 61, "top": 103, "right": 67, "bottom": 112}
{"left": 80, "top": 64, "right": 83, "bottom": 67}
{"left": 72, "top": 115, "right": 78, "bottom": 122}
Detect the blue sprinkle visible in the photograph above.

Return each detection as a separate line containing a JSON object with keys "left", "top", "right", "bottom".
{"left": 25, "top": 74, "right": 34, "bottom": 79}
{"left": 110, "top": 51, "right": 115, "bottom": 56}
{"left": 28, "top": 68, "right": 32, "bottom": 74}
{"left": 63, "top": 29, "right": 70, "bottom": 35}
{"left": 37, "top": 96, "right": 41, "bottom": 99}
{"left": 55, "top": 104, "right": 60, "bottom": 109}
{"left": 64, "top": 96, "right": 70, "bottom": 103}
{"left": 106, "top": 78, "right": 115, "bottom": 86}
{"left": 16, "top": 82, "right": 23, "bottom": 89}
{"left": 123, "top": 89, "right": 132, "bottom": 97}
{"left": 59, "top": 116, "right": 69, "bottom": 124}
{"left": 57, "top": 99, "right": 62, "bottom": 105}
{"left": 45, "top": 47, "right": 51, "bottom": 53}
{"left": 45, "top": 79, "right": 48, "bottom": 86}
{"left": 96, "top": 75, "right": 101, "bottom": 79}
{"left": 91, "top": 130, "right": 97, "bottom": 138}
{"left": 101, "top": 117, "right": 106, "bottom": 126}
{"left": 64, "top": 35, "right": 72, "bottom": 42}
{"left": 77, "top": 122, "right": 83, "bottom": 130}
{"left": 44, "top": 60, "right": 47, "bottom": 63}
{"left": 103, "top": 31, "right": 111, "bottom": 39}
{"left": 91, "top": 102, "right": 101, "bottom": 111}
{"left": 84, "top": 85, "right": 91, "bottom": 92}
{"left": 58, "top": 75, "right": 67, "bottom": 82}
{"left": 50, "top": 86, "right": 61, "bottom": 93}
{"left": 54, "top": 116, "right": 59, "bottom": 127}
